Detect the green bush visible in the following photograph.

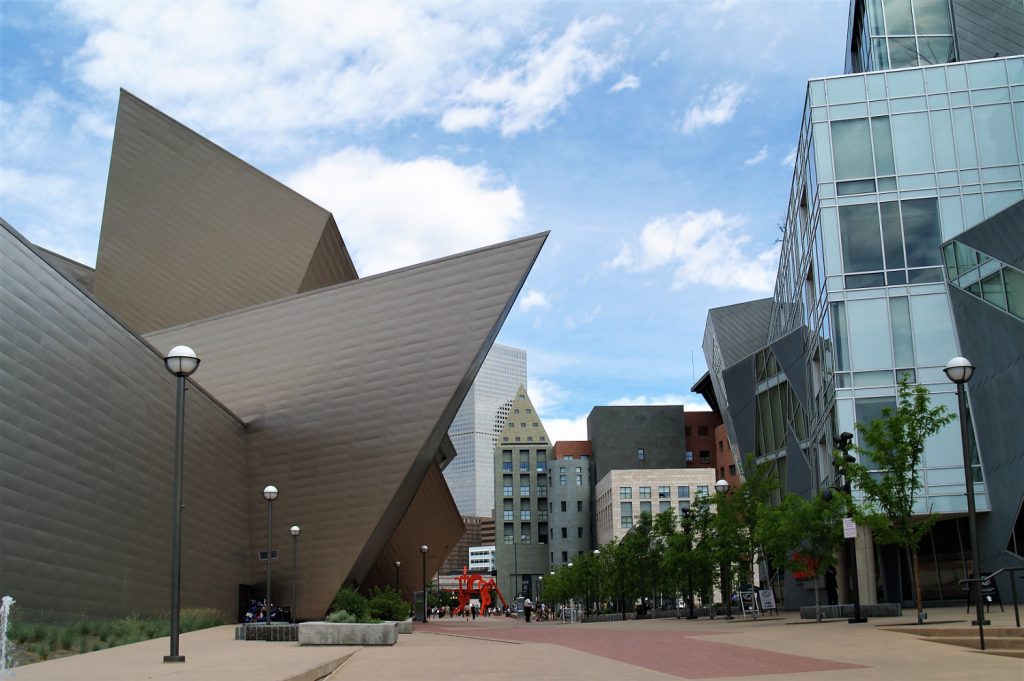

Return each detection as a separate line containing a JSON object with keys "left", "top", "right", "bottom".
{"left": 366, "top": 587, "right": 410, "bottom": 622}
{"left": 179, "top": 607, "right": 223, "bottom": 632}
{"left": 325, "top": 609, "right": 357, "bottom": 623}
{"left": 330, "top": 587, "right": 367, "bottom": 620}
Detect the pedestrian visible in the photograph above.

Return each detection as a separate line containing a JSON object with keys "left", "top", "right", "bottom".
{"left": 471, "top": 604, "right": 477, "bottom": 620}
{"left": 825, "top": 566, "right": 839, "bottom": 606}
{"left": 523, "top": 597, "right": 533, "bottom": 622}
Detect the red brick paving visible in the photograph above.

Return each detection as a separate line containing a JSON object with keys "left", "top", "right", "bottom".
{"left": 431, "top": 622, "right": 864, "bottom": 678}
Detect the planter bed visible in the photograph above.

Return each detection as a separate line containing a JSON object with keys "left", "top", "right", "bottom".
{"left": 298, "top": 621, "right": 398, "bottom": 646}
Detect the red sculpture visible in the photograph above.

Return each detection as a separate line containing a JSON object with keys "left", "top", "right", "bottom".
{"left": 450, "top": 566, "right": 508, "bottom": 615}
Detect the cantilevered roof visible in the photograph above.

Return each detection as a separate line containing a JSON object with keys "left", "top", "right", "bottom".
{"left": 146, "top": 232, "right": 547, "bottom": 617}
{"left": 706, "top": 298, "right": 773, "bottom": 368}
{"left": 92, "top": 91, "right": 358, "bottom": 334}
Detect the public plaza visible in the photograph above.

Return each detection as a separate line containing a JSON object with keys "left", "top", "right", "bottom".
{"left": 8, "top": 608, "right": 1022, "bottom": 681}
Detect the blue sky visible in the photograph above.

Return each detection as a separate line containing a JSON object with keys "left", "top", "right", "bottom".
{"left": 0, "top": 0, "right": 849, "bottom": 441}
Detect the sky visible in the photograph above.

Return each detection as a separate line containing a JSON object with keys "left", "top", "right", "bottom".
{"left": 0, "top": 0, "right": 850, "bottom": 443}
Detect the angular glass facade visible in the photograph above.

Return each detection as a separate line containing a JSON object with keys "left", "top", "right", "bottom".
{"left": 848, "top": 0, "right": 957, "bottom": 73}
{"left": 770, "top": 55, "right": 1024, "bottom": 515}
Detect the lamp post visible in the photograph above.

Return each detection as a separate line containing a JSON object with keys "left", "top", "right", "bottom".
{"left": 945, "top": 357, "right": 988, "bottom": 645}
{"left": 420, "top": 544, "right": 429, "bottom": 622}
{"left": 829, "top": 433, "right": 867, "bottom": 624}
{"left": 162, "top": 345, "right": 199, "bottom": 663}
{"left": 681, "top": 510, "right": 697, "bottom": 619}
{"left": 538, "top": 574, "right": 544, "bottom": 608}
{"left": 290, "top": 525, "right": 300, "bottom": 623}
{"left": 593, "top": 549, "right": 601, "bottom": 615}
{"left": 395, "top": 560, "right": 401, "bottom": 592}
{"left": 263, "top": 485, "right": 278, "bottom": 625}
{"left": 714, "top": 479, "right": 733, "bottom": 620}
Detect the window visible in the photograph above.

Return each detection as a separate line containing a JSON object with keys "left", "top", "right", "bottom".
{"left": 502, "top": 461, "right": 513, "bottom": 472}
{"left": 520, "top": 532, "right": 531, "bottom": 544}
{"left": 565, "top": 455, "right": 573, "bottom": 460}
{"left": 575, "top": 467, "right": 582, "bottom": 485}
{"left": 619, "top": 486, "right": 632, "bottom": 499}
{"left": 503, "top": 510, "right": 514, "bottom": 520}
{"left": 640, "top": 501, "right": 652, "bottom": 515}
{"left": 678, "top": 500, "right": 690, "bottom": 514}
{"left": 678, "top": 485, "right": 690, "bottom": 498}
{"left": 577, "top": 500, "right": 583, "bottom": 512}
{"left": 561, "top": 527, "right": 568, "bottom": 538}
{"left": 718, "top": 440, "right": 723, "bottom": 452}
{"left": 537, "top": 460, "right": 547, "bottom": 472}
{"left": 514, "top": 408, "right": 520, "bottom": 414}
{"left": 658, "top": 486, "right": 670, "bottom": 498}
{"left": 696, "top": 485, "right": 709, "bottom": 496}
{"left": 577, "top": 527, "right": 583, "bottom": 538}
{"left": 537, "top": 484, "right": 548, "bottom": 497}
{"left": 839, "top": 203, "right": 884, "bottom": 273}
{"left": 502, "top": 485, "right": 513, "bottom": 497}
{"left": 532, "top": 422, "right": 538, "bottom": 427}
{"left": 620, "top": 502, "right": 633, "bottom": 528}
{"left": 901, "top": 199, "right": 942, "bottom": 268}
{"left": 637, "top": 448, "right": 645, "bottom": 461}
{"left": 560, "top": 501, "right": 567, "bottom": 512}
{"left": 504, "top": 534, "right": 514, "bottom": 544}
{"left": 639, "top": 487, "right": 651, "bottom": 499}
{"left": 685, "top": 426, "right": 692, "bottom": 436}
{"left": 698, "top": 425, "right": 708, "bottom": 436}
{"left": 729, "top": 464, "right": 737, "bottom": 476}
{"left": 519, "top": 460, "right": 529, "bottom": 472}
{"left": 660, "top": 501, "right": 671, "bottom": 513}
{"left": 520, "top": 509, "right": 531, "bottom": 521}
{"left": 526, "top": 408, "right": 532, "bottom": 413}
{"left": 686, "top": 451, "right": 694, "bottom": 463}
{"left": 520, "top": 485, "right": 530, "bottom": 496}
{"left": 538, "top": 510, "right": 548, "bottom": 521}
{"left": 699, "top": 450, "right": 711, "bottom": 463}
{"left": 559, "top": 475, "right": 567, "bottom": 487}
{"left": 561, "top": 551, "right": 568, "bottom": 563}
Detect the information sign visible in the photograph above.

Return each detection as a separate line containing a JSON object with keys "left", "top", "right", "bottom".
{"left": 843, "top": 517, "right": 857, "bottom": 539}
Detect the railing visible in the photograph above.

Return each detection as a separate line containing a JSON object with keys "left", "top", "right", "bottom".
{"left": 958, "top": 565, "right": 1023, "bottom": 651}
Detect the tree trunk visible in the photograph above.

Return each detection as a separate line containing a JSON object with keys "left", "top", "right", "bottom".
{"left": 814, "top": 571, "right": 822, "bottom": 622}
{"left": 912, "top": 548, "right": 923, "bottom": 624}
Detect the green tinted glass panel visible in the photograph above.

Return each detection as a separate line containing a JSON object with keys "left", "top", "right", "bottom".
{"left": 918, "top": 37, "right": 954, "bottom": 65}
{"left": 880, "top": 201, "right": 905, "bottom": 268}
{"left": 901, "top": 198, "right": 942, "bottom": 267}
{"left": 832, "top": 302, "right": 850, "bottom": 371}
{"left": 888, "top": 38, "right": 919, "bottom": 68}
{"left": 981, "top": 271, "right": 1008, "bottom": 309}
{"left": 1004, "top": 267, "right": 1024, "bottom": 318}
{"left": 871, "top": 116, "right": 895, "bottom": 175}
{"left": 839, "top": 203, "right": 884, "bottom": 272}
{"left": 832, "top": 119, "right": 875, "bottom": 180}
{"left": 975, "top": 105, "right": 1019, "bottom": 167}
{"left": 913, "top": 0, "right": 952, "bottom": 33}
{"left": 884, "top": 0, "right": 914, "bottom": 33}
{"left": 890, "top": 296, "right": 915, "bottom": 366}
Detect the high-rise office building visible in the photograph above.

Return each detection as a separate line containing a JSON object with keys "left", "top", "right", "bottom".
{"left": 699, "top": 0, "right": 1024, "bottom": 607}
{"left": 445, "top": 344, "right": 527, "bottom": 516}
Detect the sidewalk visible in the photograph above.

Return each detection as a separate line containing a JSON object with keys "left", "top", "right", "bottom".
{"left": 8, "top": 607, "right": 1022, "bottom": 680}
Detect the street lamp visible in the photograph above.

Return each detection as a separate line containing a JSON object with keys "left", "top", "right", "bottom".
{"left": 162, "top": 345, "right": 199, "bottom": 663}
{"left": 593, "top": 549, "right": 601, "bottom": 614}
{"left": 714, "top": 479, "right": 733, "bottom": 619}
{"left": 395, "top": 560, "right": 402, "bottom": 592}
{"left": 263, "top": 485, "right": 278, "bottom": 625}
{"left": 420, "top": 544, "right": 429, "bottom": 622}
{"left": 945, "top": 357, "right": 988, "bottom": 642}
{"left": 290, "top": 525, "right": 300, "bottom": 623}
{"left": 828, "top": 432, "right": 867, "bottom": 624}
{"left": 538, "top": 574, "right": 544, "bottom": 607}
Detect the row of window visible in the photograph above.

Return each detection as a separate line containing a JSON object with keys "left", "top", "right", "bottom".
{"left": 618, "top": 485, "right": 708, "bottom": 500}
{"left": 683, "top": 425, "right": 711, "bottom": 437}
{"left": 500, "top": 484, "right": 549, "bottom": 497}
{"left": 619, "top": 500, "right": 693, "bottom": 528}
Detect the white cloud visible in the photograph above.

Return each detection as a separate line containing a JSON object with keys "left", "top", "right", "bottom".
{"left": 608, "top": 73, "right": 640, "bottom": 93}
{"left": 680, "top": 82, "right": 745, "bottom": 134}
{"left": 58, "top": 1, "right": 616, "bottom": 139}
{"left": 607, "top": 210, "right": 780, "bottom": 293}
{"left": 529, "top": 377, "right": 568, "bottom": 415}
{"left": 743, "top": 145, "right": 768, "bottom": 166}
{"left": 543, "top": 415, "right": 589, "bottom": 444}
{"left": 563, "top": 305, "right": 602, "bottom": 330}
{"left": 782, "top": 146, "right": 798, "bottom": 166}
{"left": 446, "top": 15, "right": 622, "bottom": 136}
{"left": 609, "top": 394, "right": 711, "bottom": 411}
{"left": 287, "top": 147, "right": 523, "bottom": 275}
{"left": 519, "top": 288, "right": 551, "bottom": 312}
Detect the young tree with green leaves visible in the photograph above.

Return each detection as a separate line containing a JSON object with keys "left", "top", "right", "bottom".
{"left": 843, "top": 375, "right": 955, "bottom": 623}
{"left": 758, "top": 491, "right": 846, "bottom": 621}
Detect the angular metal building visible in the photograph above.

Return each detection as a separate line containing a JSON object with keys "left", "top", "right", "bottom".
{"left": 0, "top": 91, "right": 546, "bottom": 621}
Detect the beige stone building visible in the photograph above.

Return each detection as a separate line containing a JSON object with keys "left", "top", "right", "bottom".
{"left": 594, "top": 468, "right": 717, "bottom": 545}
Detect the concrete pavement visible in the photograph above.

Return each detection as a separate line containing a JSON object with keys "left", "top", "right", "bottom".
{"left": 8, "top": 607, "right": 1023, "bottom": 680}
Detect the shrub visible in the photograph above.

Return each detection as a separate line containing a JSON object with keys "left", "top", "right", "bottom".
{"left": 180, "top": 608, "right": 223, "bottom": 632}
{"left": 366, "top": 587, "right": 410, "bottom": 622}
{"left": 325, "top": 610, "right": 357, "bottom": 623}
{"left": 330, "top": 587, "right": 367, "bottom": 620}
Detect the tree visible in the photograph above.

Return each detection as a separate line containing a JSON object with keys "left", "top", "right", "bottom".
{"left": 758, "top": 492, "right": 845, "bottom": 621}
{"left": 843, "top": 375, "right": 955, "bottom": 623}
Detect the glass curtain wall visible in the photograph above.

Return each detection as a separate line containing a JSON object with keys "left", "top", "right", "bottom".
{"left": 849, "top": 0, "right": 956, "bottom": 73}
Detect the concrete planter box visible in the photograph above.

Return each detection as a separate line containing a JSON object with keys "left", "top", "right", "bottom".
{"left": 396, "top": 618, "right": 413, "bottom": 634}
{"left": 298, "top": 621, "right": 398, "bottom": 646}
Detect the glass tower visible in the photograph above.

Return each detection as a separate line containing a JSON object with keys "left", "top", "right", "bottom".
{"left": 445, "top": 343, "right": 527, "bottom": 516}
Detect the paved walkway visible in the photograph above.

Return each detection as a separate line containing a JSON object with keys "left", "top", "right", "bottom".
{"left": 8, "top": 607, "right": 1023, "bottom": 680}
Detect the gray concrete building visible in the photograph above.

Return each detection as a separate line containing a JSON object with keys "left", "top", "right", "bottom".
{"left": 548, "top": 442, "right": 593, "bottom": 566}
{"left": 588, "top": 406, "right": 689, "bottom": 485}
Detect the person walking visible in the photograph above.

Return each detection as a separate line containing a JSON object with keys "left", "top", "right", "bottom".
{"left": 523, "top": 597, "right": 533, "bottom": 622}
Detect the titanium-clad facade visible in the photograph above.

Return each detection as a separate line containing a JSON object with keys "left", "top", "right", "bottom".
{"left": 0, "top": 91, "right": 546, "bottom": 621}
